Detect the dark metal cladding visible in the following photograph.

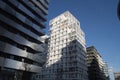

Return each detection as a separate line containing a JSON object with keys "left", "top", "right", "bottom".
{"left": 0, "top": 0, "right": 49, "bottom": 80}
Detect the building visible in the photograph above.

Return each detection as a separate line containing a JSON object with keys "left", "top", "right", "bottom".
{"left": 114, "top": 72, "right": 120, "bottom": 80}
{"left": 42, "top": 11, "right": 88, "bottom": 80}
{"left": 31, "top": 35, "right": 50, "bottom": 80}
{"left": 87, "top": 46, "right": 109, "bottom": 80}
{"left": 0, "top": 0, "right": 49, "bottom": 80}
{"left": 103, "top": 62, "right": 110, "bottom": 80}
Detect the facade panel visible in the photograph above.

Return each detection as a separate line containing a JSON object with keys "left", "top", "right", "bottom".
{"left": 0, "top": 0, "right": 49, "bottom": 80}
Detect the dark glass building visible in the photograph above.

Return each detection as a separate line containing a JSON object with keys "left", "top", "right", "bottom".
{"left": 0, "top": 0, "right": 49, "bottom": 80}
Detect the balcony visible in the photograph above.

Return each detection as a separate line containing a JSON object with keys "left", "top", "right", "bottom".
{"left": 0, "top": 57, "right": 42, "bottom": 73}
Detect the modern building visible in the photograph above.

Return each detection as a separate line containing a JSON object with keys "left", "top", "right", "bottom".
{"left": 0, "top": 0, "right": 49, "bottom": 80}
{"left": 31, "top": 35, "right": 50, "bottom": 80}
{"left": 103, "top": 62, "right": 110, "bottom": 80}
{"left": 114, "top": 72, "right": 120, "bottom": 80}
{"left": 42, "top": 11, "right": 88, "bottom": 80}
{"left": 87, "top": 46, "right": 109, "bottom": 80}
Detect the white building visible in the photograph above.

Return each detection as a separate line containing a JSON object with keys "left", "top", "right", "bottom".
{"left": 43, "top": 11, "right": 88, "bottom": 80}
{"left": 114, "top": 72, "right": 120, "bottom": 80}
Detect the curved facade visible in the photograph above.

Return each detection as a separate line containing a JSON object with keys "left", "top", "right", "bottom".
{"left": 0, "top": 0, "right": 49, "bottom": 80}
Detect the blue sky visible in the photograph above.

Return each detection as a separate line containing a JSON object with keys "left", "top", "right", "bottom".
{"left": 46, "top": 0, "right": 120, "bottom": 74}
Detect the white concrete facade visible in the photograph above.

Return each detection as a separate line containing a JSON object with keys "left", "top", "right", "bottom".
{"left": 43, "top": 11, "right": 88, "bottom": 80}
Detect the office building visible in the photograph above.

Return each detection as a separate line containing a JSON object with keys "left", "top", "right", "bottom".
{"left": 114, "top": 72, "right": 120, "bottom": 80}
{"left": 42, "top": 11, "right": 88, "bottom": 80}
{"left": 87, "top": 46, "right": 109, "bottom": 80}
{"left": 0, "top": 0, "right": 49, "bottom": 80}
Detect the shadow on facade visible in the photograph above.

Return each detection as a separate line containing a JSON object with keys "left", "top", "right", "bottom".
{"left": 116, "top": 76, "right": 120, "bottom": 80}
{"left": 88, "top": 56, "right": 108, "bottom": 80}
{"left": 39, "top": 39, "right": 87, "bottom": 80}
{"left": 88, "top": 57, "right": 101, "bottom": 80}
{"left": 0, "top": 67, "right": 33, "bottom": 80}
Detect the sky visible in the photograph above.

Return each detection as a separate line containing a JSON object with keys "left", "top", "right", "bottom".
{"left": 46, "top": 0, "right": 120, "bottom": 78}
